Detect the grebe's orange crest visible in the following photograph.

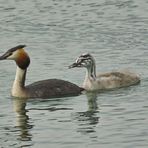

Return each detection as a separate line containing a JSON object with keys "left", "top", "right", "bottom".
{"left": 15, "top": 48, "right": 30, "bottom": 69}
{"left": 0, "top": 45, "right": 30, "bottom": 69}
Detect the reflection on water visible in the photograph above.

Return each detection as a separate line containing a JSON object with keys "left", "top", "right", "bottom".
{"left": 86, "top": 92, "right": 98, "bottom": 112}
{"left": 28, "top": 98, "right": 73, "bottom": 111}
{"left": 12, "top": 98, "right": 33, "bottom": 144}
{"left": 0, "top": 0, "right": 148, "bottom": 147}
{"left": 72, "top": 92, "right": 99, "bottom": 135}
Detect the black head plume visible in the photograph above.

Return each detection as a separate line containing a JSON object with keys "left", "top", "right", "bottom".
{"left": 8, "top": 45, "right": 26, "bottom": 53}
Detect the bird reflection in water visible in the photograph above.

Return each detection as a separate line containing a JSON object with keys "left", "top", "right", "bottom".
{"left": 12, "top": 97, "right": 33, "bottom": 144}
{"left": 72, "top": 92, "right": 100, "bottom": 135}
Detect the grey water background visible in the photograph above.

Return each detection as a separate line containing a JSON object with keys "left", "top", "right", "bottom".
{"left": 0, "top": 0, "right": 148, "bottom": 147}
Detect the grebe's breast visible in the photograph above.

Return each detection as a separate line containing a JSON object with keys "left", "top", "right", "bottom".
{"left": 26, "top": 79, "right": 84, "bottom": 98}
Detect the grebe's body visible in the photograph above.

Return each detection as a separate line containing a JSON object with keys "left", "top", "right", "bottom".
{"left": 69, "top": 53, "right": 140, "bottom": 91}
{"left": 0, "top": 45, "right": 83, "bottom": 98}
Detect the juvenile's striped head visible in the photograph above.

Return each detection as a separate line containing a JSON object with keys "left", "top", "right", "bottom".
{"left": 69, "top": 53, "right": 95, "bottom": 69}
{"left": 0, "top": 45, "right": 30, "bottom": 69}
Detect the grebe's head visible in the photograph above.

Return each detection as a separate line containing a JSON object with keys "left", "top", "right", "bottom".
{"left": 69, "top": 53, "right": 95, "bottom": 69}
{"left": 0, "top": 45, "right": 30, "bottom": 69}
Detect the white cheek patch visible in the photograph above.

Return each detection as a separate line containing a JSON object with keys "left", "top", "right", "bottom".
{"left": 85, "top": 59, "right": 92, "bottom": 65}
{"left": 7, "top": 51, "right": 19, "bottom": 60}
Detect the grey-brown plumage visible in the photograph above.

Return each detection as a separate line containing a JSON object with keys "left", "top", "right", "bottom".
{"left": 69, "top": 53, "right": 140, "bottom": 91}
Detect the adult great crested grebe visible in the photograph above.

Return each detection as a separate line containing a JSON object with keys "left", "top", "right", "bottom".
{"left": 69, "top": 53, "right": 140, "bottom": 91}
{"left": 0, "top": 45, "right": 83, "bottom": 98}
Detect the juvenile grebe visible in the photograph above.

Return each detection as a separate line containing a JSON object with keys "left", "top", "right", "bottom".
{"left": 0, "top": 45, "right": 83, "bottom": 98}
{"left": 69, "top": 53, "right": 140, "bottom": 91}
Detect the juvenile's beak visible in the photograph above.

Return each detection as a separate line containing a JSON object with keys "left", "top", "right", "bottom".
{"left": 69, "top": 62, "right": 79, "bottom": 69}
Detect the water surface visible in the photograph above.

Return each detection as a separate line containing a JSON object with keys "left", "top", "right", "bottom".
{"left": 0, "top": 0, "right": 148, "bottom": 147}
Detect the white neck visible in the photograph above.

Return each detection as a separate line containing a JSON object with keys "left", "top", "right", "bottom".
{"left": 83, "top": 63, "right": 98, "bottom": 90}
{"left": 85, "top": 64, "right": 96, "bottom": 80}
{"left": 12, "top": 66, "right": 27, "bottom": 96}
